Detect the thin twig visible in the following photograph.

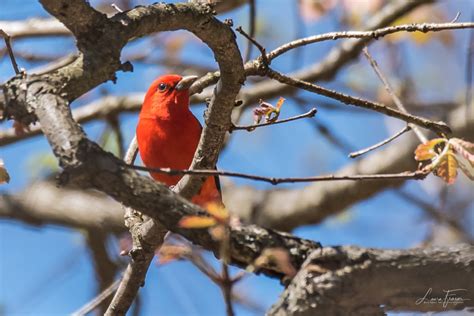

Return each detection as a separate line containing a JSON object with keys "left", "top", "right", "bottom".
{"left": 267, "top": 21, "right": 474, "bottom": 62}
{"left": 111, "top": 3, "right": 124, "bottom": 13}
{"left": 362, "top": 47, "right": 427, "bottom": 142}
{"left": 264, "top": 67, "right": 451, "bottom": 135}
{"left": 127, "top": 164, "right": 428, "bottom": 185}
{"left": 230, "top": 108, "right": 317, "bottom": 132}
{"left": 184, "top": 248, "right": 236, "bottom": 316}
{"left": 243, "top": 0, "right": 256, "bottom": 62}
{"left": 450, "top": 12, "right": 461, "bottom": 23}
{"left": 0, "top": 29, "right": 20, "bottom": 74}
{"left": 221, "top": 263, "right": 235, "bottom": 316}
{"left": 107, "top": 115, "right": 125, "bottom": 159}
{"left": 124, "top": 136, "right": 138, "bottom": 164}
{"left": 466, "top": 9, "right": 474, "bottom": 121}
{"left": 349, "top": 125, "right": 411, "bottom": 158}
{"left": 72, "top": 279, "right": 121, "bottom": 316}
{"left": 236, "top": 25, "right": 268, "bottom": 66}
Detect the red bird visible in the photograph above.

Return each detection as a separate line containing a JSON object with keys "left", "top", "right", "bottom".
{"left": 136, "top": 74, "right": 222, "bottom": 207}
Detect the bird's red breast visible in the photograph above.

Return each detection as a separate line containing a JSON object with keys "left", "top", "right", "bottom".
{"left": 136, "top": 74, "right": 222, "bottom": 207}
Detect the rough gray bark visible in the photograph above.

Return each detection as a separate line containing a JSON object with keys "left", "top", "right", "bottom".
{"left": 269, "top": 244, "right": 474, "bottom": 316}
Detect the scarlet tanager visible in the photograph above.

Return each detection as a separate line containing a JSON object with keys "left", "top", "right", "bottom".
{"left": 136, "top": 74, "right": 222, "bottom": 207}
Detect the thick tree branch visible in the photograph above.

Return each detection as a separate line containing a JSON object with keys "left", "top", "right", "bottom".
{"left": 0, "top": 94, "right": 142, "bottom": 146}
{"left": 268, "top": 244, "right": 474, "bottom": 315}
{"left": 24, "top": 80, "right": 319, "bottom": 275}
{"left": 0, "top": 181, "right": 124, "bottom": 232}
{"left": 104, "top": 3, "right": 243, "bottom": 314}
{"left": 0, "top": 18, "right": 70, "bottom": 38}
{"left": 106, "top": 136, "right": 166, "bottom": 316}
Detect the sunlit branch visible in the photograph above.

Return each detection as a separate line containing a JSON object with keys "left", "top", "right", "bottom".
{"left": 265, "top": 67, "right": 451, "bottom": 135}
{"left": 349, "top": 125, "right": 411, "bottom": 158}
{"left": 230, "top": 108, "right": 317, "bottom": 132}
{"left": 127, "top": 164, "right": 429, "bottom": 185}
{"left": 267, "top": 21, "right": 474, "bottom": 62}
{"left": 243, "top": 0, "right": 256, "bottom": 62}
{"left": 0, "top": 29, "right": 20, "bottom": 74}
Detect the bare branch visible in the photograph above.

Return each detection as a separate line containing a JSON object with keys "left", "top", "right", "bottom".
{"left": 3, "top": 1, "right": 463, "bottom": 147}
{"left": 268, "top": 21, "right": 474, "bottom": 62}
{"left": 224, "top": 106, "right": 473, "bottom": 231}
{"left": 265, "top": 67, "right": 451, "bottom": 135}
{"left": 127, "top": 164, "right": 428, "bottom": 185}
{"left": 191, "top": 0, "right": 440, "bottom": 105}
{"left": 0, "top": 181, "right": 124, "bottom": 232}
{"left": 221, "top": 263, "right": 235, "bottom": 316}
{"left": 230, "top": 108, "right": 317, "bottom": 132}
{"left": 0, "top": 29, "right": 21, "bottom": 74}
{"left": 236, "top": 25, "right": 268, "bottom": 66}
{"left": 0, "top": 0, "right": 249, "bottom": 39}
{"left": 72, "top": 279, "right": 121, "bottom": 316}
{"left": 269, "top": 244, "right": 474, "bottom": 315}
{"left": 349, "top": 125, "right": 411, "bottom": 158}
{"left": 0, "top": 18, "right": 70, "bottom": 38}
{"left": 106, "top": 135, "right": 166, "bottom": 316}
{"left": 466, "top": 10, "right": 474, "bottom": 119}
{"left": 362, "top": 47, "right": 428, "bottom": 142}
{"left": 0, "top": 93, "right": 142, "bottom": 146}
{"left": 243, "top": 0, "right": 256, "bottom": 62}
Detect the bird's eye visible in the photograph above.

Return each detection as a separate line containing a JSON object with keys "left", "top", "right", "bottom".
{"left": 158, "top": 83, "right": 168, "bottom": 92}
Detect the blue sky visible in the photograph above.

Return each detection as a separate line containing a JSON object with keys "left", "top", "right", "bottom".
{"left": 1, "top": 0, "right": 473, "bottom": 315}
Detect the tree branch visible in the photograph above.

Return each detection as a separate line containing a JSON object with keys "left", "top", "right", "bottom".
{"left": 127, "top": 164, "right": 428, "bottom": 185}
{"left": 268, "top": 244, "right": 474, "bottom": 315}
{"left": 224, "top": 106, "right": 473, "bottom": 230}
{"left": 0, "top": 18, "right": 70, "bottom": 38}
{"left": 0, "top": 29, "right": 21, "bottom": 74}
{"left": 0, "top": 181, "right": 124, "bottom": 232}
{"left": 191, "top": 0, "right": 437, "bottom": 105}
{"left": 2, "top": 2, "right": 244, "bottom": 315}
{"left": 268, "top": 21, "right": 474, "bottom": 61}
{"left": 4, "top": 1, "right": 468, "bottom": 146}
{"left": 349, "top": 125, "right": 411, "bottom": 158}
{"left": 231, "top": 107, "right": 317, "bottom": 131}
{"left": 362, "top": 47, "right": 427, "bottom": 142}
{"left": 264, "top": 67, "right": 450, "bottom": 135}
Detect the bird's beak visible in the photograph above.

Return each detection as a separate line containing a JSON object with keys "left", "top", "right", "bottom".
{"left": 175, "top": 75, "right": 198, "bottom": 91}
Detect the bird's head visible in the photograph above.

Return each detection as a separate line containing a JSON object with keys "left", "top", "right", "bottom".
{"left": 141, "top": 74, "right": 198, "bottom": 117}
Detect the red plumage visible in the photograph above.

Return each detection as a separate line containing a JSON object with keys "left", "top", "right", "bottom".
{"left": 136, "top": 74, "right": 221, "bottom": 206}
